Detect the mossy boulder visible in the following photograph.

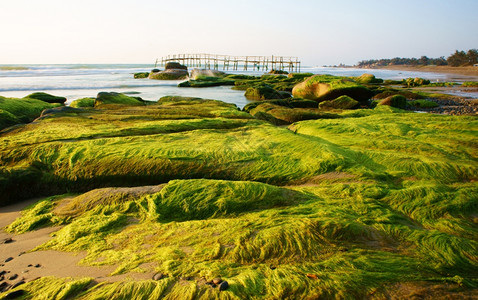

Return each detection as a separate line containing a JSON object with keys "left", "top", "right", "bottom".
{"left": 24, "top": 92, "right": 67, "bottom": 104}
{"left": 0, "top": 96, "right": 60, "bottom": 129}
{"left": 244, "top": 86, "right": 284, "bottom": 101}
{"left": 165, "top": 62, "right": 187, "bottom": 70}
{"left": 355, "top": 73, "right": 383, "bottom": 84}
{"left": 249, "top": 103, "right": 340, "bottom": 125}
{"left": 268, "top": 69, "right": 288, "bottom": 75}
{"left": 319, "top": 95, "right": 359, "bottom": 110}
{"left": 404, "top": 77, "right": 430, "bottom": 87}
{"left": 70, "top": 98, "right": 95, "bottom": 108}
{"left": 191, "top": 69, "right": 225, "bottom": 79}
{"left": 149, "top": 69, "right": 189, "bottom": 80}
{"left": 378, "top": 95, "right": 407, "bottom": 109}
{"left": 134, "top": 72, "right": 149, "bottom": 79}
{"left": 178, "top": 75, "right": 235, "bottom": 87}
{"left": 373, "top": 89, "right": 425, "bottom": 100}
{"left": 287, "top": 73, "right": 314, "bottom": 80}
{"left": 292, "top": 75, "right": 373, "bottom": 103}
{"left": 95, "top": 92, "right": 145, "bottom": 107}
{"left": 38, "top": 106, "right": 85, "bottom": 119}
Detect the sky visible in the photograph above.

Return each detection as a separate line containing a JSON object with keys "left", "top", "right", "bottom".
{"left": 1, "top": 0, "right": 477, "bottom": 66}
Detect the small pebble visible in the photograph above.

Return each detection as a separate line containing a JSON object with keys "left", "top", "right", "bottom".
{"left": 22, "top": 270, "right": 29, "bottom": 274}
{"left": 34, "top": 264, "right": 41, "bottom": 268}
{"left": 218, "top": 280, "right": 229, "bottom": 291}
{"left": 212, "top": 278, "right": 222, "bottom": 285}
{"left": 0, "top": 270, "right": 6, "bottom": 276}
{"left": 1, "top": 238, "right": 13, "bottom": 244}
{"left": 4, "top": 257, "right": 13, "bottom": 263}
{"left": 0, "top": 281, "right": 9, "bottom": 292}
{"left": 4, "top": 289, "right": 26, "bottom": 299}
{"left": 27, "top": 264, "right": 33, "bottom": 267}
{"left": 18, "top": 252, "right": 25, "bottom": 256}
{"left": 152, "top": 272, "right": 164, "bottom": 280}
{"left": 10, "top": 280, "right": 25, "bottom": 289}
{"left": 8, "top": 274, "right": 18, "bottom": 280}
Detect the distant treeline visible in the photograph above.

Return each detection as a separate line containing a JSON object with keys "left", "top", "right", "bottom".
{"left": 357, "top": 49, "right": 478, "bottom": 67}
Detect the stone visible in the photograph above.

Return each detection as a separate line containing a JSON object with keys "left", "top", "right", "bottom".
{"left": 134, "top": 72, "right": 150, "bottom": 79}
{"left": 212, "top": 278, "right": 222, "bottom": 285}
{"left": 10, "top": 280, "right": 25, "bottom": 289}
{"left": 24, "top": 92, "right": 67, "bottom": 104}
{"left": 34, "top": 264, "right": 41, "bottom": 268}
{"left": 149, "top": 69, "right": 189, "bottom": 80}
{"left": 318, "top": 95, "right": 359, "bottom": 110}
{"left": 244, "top": 86, "right": 284, "bottom": 101}
{"left": 355, "top": 73, "right": 383, "bottom": 84}
{"left": 8, "top": 274, "right": 18, "bottom": 280}
{"left": 152, "top": 272, "right": 164, "bottom": 280}
{"left": 0, "top": 270, "right": 5, "bottom": 276}
{"left": 151, "top": 69, "right": 160, "bottom": 73}
{"left": 95, "top": 92, "right": 145, "bottom": 107}
{"left": 0, "top": 282, "right": 9, "bottom": 292}
{"left": 4, "top": 257, "right": 13, "bottom": 263}
{"left": 39, "top": 106, "right": 84, "bottom": 118}
{"left": 218, "top": 280, "right": 229, "bottom": 291}
{"left": 3, "top": 289, "right": 26, "bottom": 299}
{"left": 190, "top": 69, "right": 225, "bottom": 80}
{"left": 0, "top": 238, "right": 13, "bottom": 244}
{"left": 292, "top": 75, "right": 373, "bottom": 103}
{"left": 378, "top": 95, "right": 407, "bottom": 109}
{"left": 165, "top": 62, "right": 187, "bottom": 70}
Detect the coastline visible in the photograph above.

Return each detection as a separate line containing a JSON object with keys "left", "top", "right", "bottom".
{"left": 362, "top": 65, "right": 478, "bottom": 78}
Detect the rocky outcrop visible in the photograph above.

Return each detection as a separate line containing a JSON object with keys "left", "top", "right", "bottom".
{"left": 190, "top": 69, "right": 225, "bottom": 80}
{"left": 149, "top": 69, "right": 189, "bottom": 80}
{"left": 95, "top": 92, "right": 145, "bottom": 107}
{"left": 244, "top": 86, "right": 285, "bottom": 101}
{"left": 355, "top": 73, "right": 383, "bottom": 84}
{"left": 319, "top": 95, "right": 359, "bottom": 109}
{"left": 165, "top": 62, "right": 187, "bottom": 70}
{"left": 24, "top": 92, "right": 67, "bottom": 104}
{"left": 292, "top": 75, "right": 373, "bottom": 103}
{"left": 378, "top": 95, "right": 407, "bottom": 109}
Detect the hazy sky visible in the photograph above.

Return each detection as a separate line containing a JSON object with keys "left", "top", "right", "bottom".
{"left": 1, "top": 0, "right": 477, "bottom": 66}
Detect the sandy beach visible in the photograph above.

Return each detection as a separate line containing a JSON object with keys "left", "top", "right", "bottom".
{"left": 365, "top": 65, "right": 478, "bottom": 78}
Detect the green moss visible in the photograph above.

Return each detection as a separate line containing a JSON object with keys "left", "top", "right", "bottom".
{"left": 244, "top": 86, "right": 284, "bottom": 100}
{"left": 95, "top": 92, "right": 145, "bottom": 107}
{"left": 70, "top": 98, "right": 95, "bottom": 108}
{"left": 250, "top": 103, "right": 340, "bottom": 125}
{"left": 378, "top": 95, "right": 407, "bottom": 109}
{"left": 134, "top": 72, "right": 150, "bottom": 79}
{"left": 355, "top": 74, "right": 383, "bottom": 84}
{"left": 462, "top": 81, "right": 478, "bottom": 87}
{"left": 319, "top": 95, "right": 359, "bottom": 110}
{"left": 24, "top": 92, "right": 67, "bottom": 104}
{"left": 0, "top": 95, "right": 59, "bottom": 128}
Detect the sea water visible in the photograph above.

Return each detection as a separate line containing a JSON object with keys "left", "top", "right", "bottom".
{"left": 0, "top": 64, "right": 475, "bottom": 108}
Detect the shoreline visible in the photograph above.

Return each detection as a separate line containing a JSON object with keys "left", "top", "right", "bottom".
{"left": 359, "top": 65, "right": 478, "bottom": 78}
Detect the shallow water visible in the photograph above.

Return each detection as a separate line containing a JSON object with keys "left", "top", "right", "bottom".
{"left": 0, "top": 64, "right": 476, "bottom": 108}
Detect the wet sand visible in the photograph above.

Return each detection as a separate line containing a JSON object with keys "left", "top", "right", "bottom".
{"left": 368, "top": 65, "right": 478, "bottom": 79}
{"left": 0, "top": 199, "right": 154, "bottom": 293}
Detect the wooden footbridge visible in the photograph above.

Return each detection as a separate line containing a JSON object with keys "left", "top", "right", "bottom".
{"left": 155, "top": 54, "right": 301, "bottom": 73}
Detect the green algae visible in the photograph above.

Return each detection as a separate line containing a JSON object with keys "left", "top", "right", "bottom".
{"left": 70, "top": 97, "right": 95, "bottom": 108}
{"left": 0, "top": 95, "right": 60, "bottom": 129}
{"left": 1, "top": 95, "right": 478, "bottom": 298}
{"left": 24, "top": 92, "right": 67, "bottom": 104}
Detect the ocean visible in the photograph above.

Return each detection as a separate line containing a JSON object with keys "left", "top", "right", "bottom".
{"left": 0, "top": 64, "right": 475, "bottom": 108}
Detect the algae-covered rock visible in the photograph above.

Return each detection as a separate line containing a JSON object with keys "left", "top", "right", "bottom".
{"left": 0, "top": 96, "right": 60, "bottom": 128}
{"left": 178, "top": 76, "right": 234, "bottom": 87}
{"left": 149, "top": 69, "right": 189, "bottom": 80}
{"left": 70, "top": 98, "right": 95, "bottom": 108}
{"left": 287, "top": 73, "right": 314, "bottom": 80}
{"left": 355, "top": 73, "right": 383, "bottom": 84}
{"left": 191, "top": 69, "right": 225, "bottom": 79}
{"left": 38, "top": 106, "right": 85, "bottom": 119}
{"left": 319, "top": 95, "right": 359, "bottom": 110}
{"left": 95, "top": 92, "right": 145, "bottom": 107}
{"left": 134, "top": 72, "right": 149, "bottom": 79}
{"left": 292, "top": 75, "right": 373, "bottom": 103}
{"left": 165, "top": 62, "right": 188, "bottom": 70}
{"left": 268, "top": 69, "right": 288, "bottom": 75}
{"left": 249, "top": 103, "right": 340, "bottom": 125}
{"left": 24, "top": 92, "right": 67, "bottom": 104}
{"left": 378, "top": 95, "right": 407, "bottom": 109}
{"left": 404, "top": 77, "right": 430, "bottom": 87}
{"left": 245, "top": 86, "right": 284, "bottom": 100}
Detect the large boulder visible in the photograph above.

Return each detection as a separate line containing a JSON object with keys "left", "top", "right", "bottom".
{"left": 244, "top": 86, "right": 284, "bottom": 101}
{"left": 165, "top": 62, "right": 187, "bottom": 70}
{"left": 378, "top": 95, "right": 407, "bottom": 109}
{"left": 355, "top": 73, "right": 383, "bottom": 84}
{"left": 292, "top": 75, "right": 373, "bottom": 103}
{"left": 149, "top": 69, "right": 189, "bottom": 80}
{"left": 70, "top": 97, "right": 95, "bottom": 108}
{"left": 318, "top": 95, "right": 359, "bottom": 110}
{"left": 24, "top": 92, "right": 67, "bottom": 104}
{"left": 95, "top": 92, "right": 145, "bottom": 107}
{"left": 134, "top": 72, "right": 149, "bottom": 79}
{"left": 190, "top": 69, "right": 225, "bottom": 80}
